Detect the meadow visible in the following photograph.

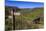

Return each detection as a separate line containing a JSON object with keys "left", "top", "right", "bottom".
{"left": 5, "top": 6, "right": 44, "bottom": 31}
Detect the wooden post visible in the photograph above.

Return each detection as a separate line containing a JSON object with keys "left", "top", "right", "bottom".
{"left": 13, "top": 9, "right": 15, "bottom": 30}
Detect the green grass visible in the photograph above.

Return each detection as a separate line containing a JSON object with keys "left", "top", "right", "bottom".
{"left": 15, "top": 8, "right": 44, "bottom": 29}
{"left": 17, "top": 8, "right": 43, "bottom": 22}
{"left": 5, "top": 7, "right": 44, "bottom": 30}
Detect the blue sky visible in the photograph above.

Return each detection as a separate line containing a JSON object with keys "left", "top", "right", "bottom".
{"left": 5, "top": 0, "right": 44, "bottom": 8}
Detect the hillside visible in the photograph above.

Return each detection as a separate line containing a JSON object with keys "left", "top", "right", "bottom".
{"left": 5, "top": 6, "right": 44, "bottom": 30}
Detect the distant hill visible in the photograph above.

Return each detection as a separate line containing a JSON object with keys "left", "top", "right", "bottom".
{"left": 5, "top": 6, "right": 43, "bottom": 12}
{"left": 5, "top": 6, "right": 21, "bottom": 12}
{"left": 5, "top": 6, "right": 44, "bottom": 16}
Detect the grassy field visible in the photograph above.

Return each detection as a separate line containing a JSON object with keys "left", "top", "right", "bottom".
{"left": 5, "top": 7, "right": 44, "bottom": 31}
{"left": 15, "top": 8, "right": 44, "bottom": 29}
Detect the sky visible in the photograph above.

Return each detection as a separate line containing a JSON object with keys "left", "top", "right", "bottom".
{"left": 5, "top": 0, "right": 44, "bottom": 8}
